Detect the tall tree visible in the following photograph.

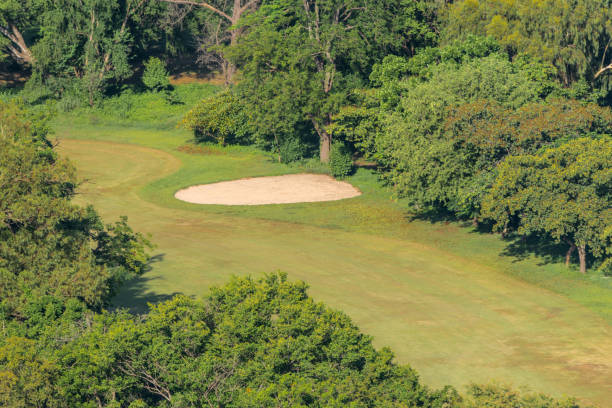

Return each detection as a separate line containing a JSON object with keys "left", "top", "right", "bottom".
{"left": 0, "top": 0, "right": 44, "bottom": 65}
{"left": 30, "top": 0, "right": 162, "bottom": 105}
{"left": 443, "top": 0, "right": 612, "bottom": 89}
{"left": 0, "top": 101, "right": 152, "bottom": 318}
{"left": 482, "top": 138, "right": 612, "bottom": 274}
{"left": 228, "top": 0, "right": 436, "bottom": 162}
{"left": 159, "top": 0, "right": 262, "bottom": 84}
{"left": 370, "top": 54, "right": 547, "bottom": 213}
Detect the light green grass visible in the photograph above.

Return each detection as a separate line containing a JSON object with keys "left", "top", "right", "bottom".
{"left": 53, "top": 97, "right": 612, "bottom": 406}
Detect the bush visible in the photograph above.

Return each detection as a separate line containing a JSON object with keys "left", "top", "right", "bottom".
{"left": 329, "top": 141, "right": 354, "bottom": 178}
{"left": 142, "top": 57, "right": 170, "bottom": 92}
{"left": 181, "top": 90, "right": 250, "bottom": 145}
{"left": 278, "top": 137, "right": 307, "bottom": 163}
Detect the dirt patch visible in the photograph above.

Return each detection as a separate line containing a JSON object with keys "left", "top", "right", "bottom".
{"left": 0, "top": 70, "right": 29, "bottom": 86}
{"left": 177, "top": 145, "right": 225, "bottom": 155}
{"left": 169, "top": 71, "right": 225, "bottom": 85}
{"left": 175, "top": 174, "right": 362, "bottom": 205}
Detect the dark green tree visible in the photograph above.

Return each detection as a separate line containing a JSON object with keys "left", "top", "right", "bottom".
{"left": 51, "top": 273, "right": 460, "bottom": 407}
{"left": 227, "top": 0, "right": 437, "bottom": 162}
{"left": 29, "top": 0, "right": 165, "bottom": 106}
{"left": 0, "top": 101, "right": 152, "bottom": 318}
{"left": 0, "top": 0, "right": 43, "bottom": 65}
{"left": 482, "top": 138, "right": 612, "bottom": 274}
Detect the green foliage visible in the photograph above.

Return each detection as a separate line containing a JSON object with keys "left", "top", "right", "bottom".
{"left": 482, "top": 138, "right": 612, "bottom": 273}
{"left": 0, "top": 0, "right": 42, "bottom": 65}
{"left": 181, "top": 89, "right": 251, "bottom": 145}
{"left": 0, "top": 271, "right": 593, "bottom": 407}
{"left": 278, "top": 137, "right": 307, "bottom": 163}
{"left": 431, "top": 98, "right": 612, "bottom": 218}
{"left": 402, "top": 34, "right": 503, "bottom": 80}
{"left": 141, "top": 57, "right": 170, "bottom": 92}
{"left": 464, "top": 383, "right": 581, "bottom": 408}
{"left": 443, "top": 0, "right": 612, "bottom": 90}
{"left": 329, "top": 141, "right": 354, "bottom": 178}
{"left": 57, "top": 83, "right": 220, "bottom": 129}
{"left": 0, "top": 337, "right": 61, "bottom": 408}
{"left": 0, "top": 101, "right": 152, "bottom": 317}
{"left": 372, "top": 54, "right": 547, "bottom": 213}
{"left": 17, "top": 273, "right": 461, "bottom": 407}
{"left": 92, "top": 216, "right": 154, "bottom": 292}
{"left": 22, "top": 0, "right": 167, "bottom": 106}
{"left": 228, "top": 0, "right": 439, "bottom": 162}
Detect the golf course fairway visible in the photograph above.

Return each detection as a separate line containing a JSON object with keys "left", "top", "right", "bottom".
{"left": 57, "top": 124, "right": 612, "bottom": 406}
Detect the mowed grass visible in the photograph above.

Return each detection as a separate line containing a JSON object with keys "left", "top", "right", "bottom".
{"left": 54, "top": 111, "right": 612, "bottom": 405}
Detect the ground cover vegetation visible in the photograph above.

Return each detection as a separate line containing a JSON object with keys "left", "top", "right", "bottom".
{"left": 1, "top": 0, "right": 612, "bottom": 405}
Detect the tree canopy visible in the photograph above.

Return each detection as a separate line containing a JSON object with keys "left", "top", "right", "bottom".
{"left": 0, "top": 101, "right": 152, "bottom": 318}
{"left": 482, "top": 137, "right": 612, "bottom": 273}
{"left": 443, "top": 0, "right": 612, "bottom": 91}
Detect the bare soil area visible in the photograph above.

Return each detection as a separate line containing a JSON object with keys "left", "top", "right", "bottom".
{"left": 175, "top": 174, "right": 362, "bottom": 205}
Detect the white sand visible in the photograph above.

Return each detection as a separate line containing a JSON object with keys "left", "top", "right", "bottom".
{"left": 174, "top": 174, "right": 362, "bottom": 205}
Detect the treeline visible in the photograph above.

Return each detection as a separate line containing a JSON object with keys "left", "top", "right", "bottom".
{"left": 0, "top": 102, "right": 586, "bottom": 406}
{"left": 178, "top": 1, "right": 612, "bottom": 274}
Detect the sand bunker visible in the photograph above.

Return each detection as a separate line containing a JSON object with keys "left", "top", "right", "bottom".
{"left": 175, "top": 174, "right": 361, "bottom": 205}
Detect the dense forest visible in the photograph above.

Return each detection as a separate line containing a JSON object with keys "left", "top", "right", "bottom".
{"left": 1, "top": 0, "right": 611, "bottom": 406}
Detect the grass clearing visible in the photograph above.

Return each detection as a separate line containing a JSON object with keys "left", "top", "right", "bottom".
{"left": 53, "top": 88, "right": 612, "bottom": 405}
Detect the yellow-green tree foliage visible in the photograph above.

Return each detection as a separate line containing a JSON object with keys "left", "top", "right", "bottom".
{"left": 443, "top": 0, "right": 612, "bottom": 86}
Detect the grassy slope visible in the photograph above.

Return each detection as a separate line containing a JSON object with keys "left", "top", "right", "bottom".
{"left": 54, "top": 87, "right": 612, "bottom": 405}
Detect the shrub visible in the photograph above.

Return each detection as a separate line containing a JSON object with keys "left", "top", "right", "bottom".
{"left": 142, "top": 57, "right": 170, "bottom": 92}
{"left": 181, "top": 90, "right": 250, "bottom": 145}
{"left": 329, "top": 141, "right": 354, "bottom": 178}
{"left": 278, "top": 137, "right": 307, "bottom": 163}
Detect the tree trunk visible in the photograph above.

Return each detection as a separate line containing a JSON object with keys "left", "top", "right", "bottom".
{"left": 319, "top": 131, "right": 331, "bottom": 163}
{"left": 225, "top": 26, "right": 240, "bottom": 85}
{"left": 310, "top": 118, "right": 331, "bottom": 162}
{"left": 0, "top": 24, "right": 34, "bottom": 65}
{"left": 160, "top": 0, "right": 261, "bottom": 85}
{"left": 577, "top": 245, "right": 587, "bottom": 274}
{"left": 565, "top": 242, "right": 576, "bottom": 267}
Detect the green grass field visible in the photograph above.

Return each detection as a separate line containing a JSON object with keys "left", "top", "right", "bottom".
{"left": 53, "top": 89, "right": 612, "bottom": 406}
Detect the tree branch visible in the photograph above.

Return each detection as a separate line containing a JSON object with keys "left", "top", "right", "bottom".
{"left": 158, "top": 0, "right": 232, "bottom": 22}
{"left": 0, "top": 24, "right": 34, "bottom": 64}
{"left": 238, "top": 0, "right": 260, "bottom": 15}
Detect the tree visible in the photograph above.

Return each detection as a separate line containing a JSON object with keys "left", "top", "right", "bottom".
{"left": 228, "top": 0, "right": 436, "bottom": 162}
{"left": 49, "top": 273, "right": 460, "bottom": 407}
{"left": 141, "top": 56, "right": 170, "bottom": 91}
{"left": 442, "top": 0, "right": 612, "bottom": 89}
{"left": 0, "top": 337, "right": 61, "bottom": 408}
{"left": 432, "top": 98, "right": 612, "bottom": 219}
{"left": 482, "top": 138, "right": 612, "bottom": 274}
{"left": 158, "top": 0, "right": 263, "bottom": 84}
{"left": 1, "top": 273, "right": 591, "bottom": 406}
{"left": 29, "top": 0, "right": 162, "bottom": 106}
{"left": 0, "top": 101, "right": 152, "bottom": 318}
{"left": 181, "top": 89, "right": 253, "bottom": 145}
{"left": 0, "top": 0, "right": 43, "bottom": 65}
{"left": 371, "top": 54, "right": 547, "bottom": 214}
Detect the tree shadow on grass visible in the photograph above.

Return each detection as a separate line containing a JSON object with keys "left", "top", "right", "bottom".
{"left": 498, "top": 234, "right": 568, "bottom": 266}
{"left": 408, "top": 207, "right": 473, "bottom": 228}
{"left": 111, "top": 253, "right": 182, "bottom": 314}
{"left": 408, "top": 208, "right": 578, "bottom": 268}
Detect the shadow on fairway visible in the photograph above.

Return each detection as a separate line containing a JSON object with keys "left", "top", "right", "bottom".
{"left": 499, "top": 234, "right": 590, "bottom": 268}
{"left": 112, "top": 253, "right": 182, "bottom": 314}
